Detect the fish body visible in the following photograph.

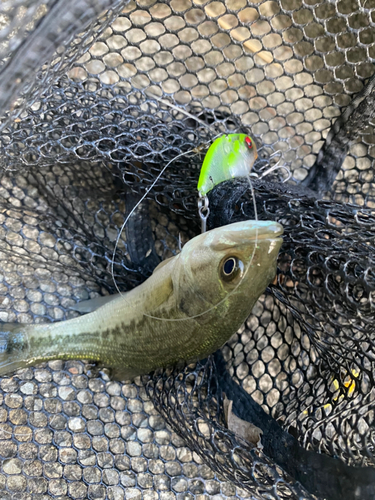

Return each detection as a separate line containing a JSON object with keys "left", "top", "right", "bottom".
{"left": 0, "top": 220, "right": 282, "bottom": 380}
{"left": 197, "top": 134, "right": 258, "bottom": 197}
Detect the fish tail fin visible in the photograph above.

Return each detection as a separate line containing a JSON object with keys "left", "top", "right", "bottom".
{"left": 0, "top": 323, "right": 30, "bottom": 376}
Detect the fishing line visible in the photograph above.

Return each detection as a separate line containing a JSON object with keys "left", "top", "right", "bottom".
{"left": 111, "top": 92, "right": 221, "bottom": 294}
{"left": 111, "top": 148, "right": 205, "bottom": 294}
{"left": 146, "top": 93, "right": 214, "bottom": 132}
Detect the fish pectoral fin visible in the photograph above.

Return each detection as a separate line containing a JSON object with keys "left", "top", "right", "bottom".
{"left": 70, "top": 294, "right": 121, "bottom": 314}
{"left": 152, "top": 256, "right": 175, "bottom": 274}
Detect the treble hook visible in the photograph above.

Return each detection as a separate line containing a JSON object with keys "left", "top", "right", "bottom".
{"left": 258, "top": 152, "right": 292, "bottom": 183}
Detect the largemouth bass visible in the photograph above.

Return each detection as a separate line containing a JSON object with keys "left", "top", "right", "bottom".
{"left": 0, "top": 220, "right": 283, "bottom": 380}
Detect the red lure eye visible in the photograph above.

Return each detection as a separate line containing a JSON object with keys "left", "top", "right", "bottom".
{"left": 245, "top": 136, "right": 252, "bottom": 148}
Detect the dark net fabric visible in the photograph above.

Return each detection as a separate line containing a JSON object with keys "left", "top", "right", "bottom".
{"left": 0, "top": 0, "right": 375, "bottom": 499}
{"left": 213, "top": 182, "right": 375, "bottom": 460}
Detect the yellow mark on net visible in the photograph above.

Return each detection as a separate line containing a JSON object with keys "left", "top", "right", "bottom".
{"left": 303, "top": 368, "right": 360, "bottom": 415}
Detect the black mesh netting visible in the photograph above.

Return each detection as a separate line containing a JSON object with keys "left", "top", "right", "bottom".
{"left": 0, "top": 1, "right": 375, "bottom": 499}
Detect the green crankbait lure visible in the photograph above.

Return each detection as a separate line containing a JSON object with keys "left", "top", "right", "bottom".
{"left": 197, "top": 134, "right": 258, "bottom": 232}
{"left": 197, "top": 134, "right": 258, "bottom": 197}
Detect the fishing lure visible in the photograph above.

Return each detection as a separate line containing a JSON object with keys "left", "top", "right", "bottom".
{"left": 197, "top": 133, "right": 258, "bottom": 232}
{"left": 197, "top": 134, "right": 258, "bottom": 198}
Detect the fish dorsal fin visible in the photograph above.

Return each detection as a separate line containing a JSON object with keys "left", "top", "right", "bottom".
{"left": 70, "top": 294, "right": 122, "bottom": 314}
{"left": 152, "top": 256, "right": 175, "bottom": 274}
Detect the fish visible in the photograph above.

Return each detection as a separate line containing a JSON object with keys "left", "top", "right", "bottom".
{"left": 197, "top": 134, "right": 258, "bottom": 197}
{"left": 0, "top": 220, "right": 283, "bottom": 380}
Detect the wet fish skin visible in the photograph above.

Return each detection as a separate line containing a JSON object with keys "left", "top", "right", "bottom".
{"left": 0, "top": 220, "right": 283, "bottom": 379}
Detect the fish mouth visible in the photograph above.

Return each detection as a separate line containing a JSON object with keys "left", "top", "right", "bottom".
{"left": 242, "top": 221, "right": 283, "bottom": 241}
{"left": 207, "top": 220, "right": 283, "bottom": 251}
{"left": 219, "top": 220, "right": 283, "bottom": 241}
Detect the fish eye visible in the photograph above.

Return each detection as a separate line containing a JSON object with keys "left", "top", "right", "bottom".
{"left": 245, "top": 136, "right": 253, "bottom": 149}
{"left": 220, "top": 256, "right": 244, "bottom": 282}
{"left": 224, "top": 258, "right": 235, "bottom": 275}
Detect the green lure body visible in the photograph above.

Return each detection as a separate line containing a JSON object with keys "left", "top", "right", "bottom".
{"left": 197, "top": 134, "right": 258, "bottom": 197}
